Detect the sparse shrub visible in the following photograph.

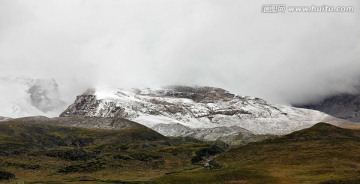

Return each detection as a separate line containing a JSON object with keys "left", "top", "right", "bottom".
{"left": 46, "top": 149, "right": 97, "bottom": 161}
{"left": 131, "top": 153, "right": 162, "bottom": 162}
{"left": 58, "top": 161, "right": 105, "bottom": 173}
{"left": 113, "top": 154, "right": 132, "bottom": 160}
{"left": 0, "top": 171, "right": 15, "bottom": 180}
{"left": 3, "top": 162, "right": 40, "bottom": 170}
{"left": 320, "top": 179, "right": 360, "bottom": 184}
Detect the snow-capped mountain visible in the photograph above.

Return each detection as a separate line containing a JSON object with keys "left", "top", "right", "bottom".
{"left": 0, "top": 75, "right": 66, "bottom": 118}
{"left": 60, "top": 86, "right": 352, "bottom": 141}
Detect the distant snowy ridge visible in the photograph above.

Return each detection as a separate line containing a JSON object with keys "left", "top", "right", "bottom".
{"left": 60, "top": 86, "right": 353, "bottom": 141}
{"left": 295, "top": 93, "right": 360, "bottom": 122}
{"left": 0, "top": 116, "right": 11, "bottom": 122}
{"left": 0, "top": 75, "right": 66, "bottom": 118}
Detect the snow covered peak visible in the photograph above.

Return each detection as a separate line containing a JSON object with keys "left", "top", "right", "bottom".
{"left": 92, "top": 85, "right": 258, "bottom": 105}
{"left": 60, "top": 85, "right": 351, "bottom": 141}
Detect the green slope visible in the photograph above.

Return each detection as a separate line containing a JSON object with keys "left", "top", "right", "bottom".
{"left": 1, "top": 118, "right": 360, "bottom": 184}
{"left": 156, "top": 123, "right": 360, "bottom": 184}
{"left": 0, "top": 117, "right": 216, "bottom": 183}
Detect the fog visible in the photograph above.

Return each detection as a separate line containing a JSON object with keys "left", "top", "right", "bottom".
{"left": 1, "top": 0, "right": 359, "bottom": 108}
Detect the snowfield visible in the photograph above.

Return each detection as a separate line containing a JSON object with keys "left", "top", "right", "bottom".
{"left": 61, "top": 86, "right": 351, "bottom": 140}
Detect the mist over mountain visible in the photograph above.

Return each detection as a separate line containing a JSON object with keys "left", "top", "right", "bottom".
{"left": 1, "top": 1, "right": 360, "bottom": 183}
{"left": 295, "top": 93, "right": 360, "bottom": 122}
{"left": 0, "top": 75, "right": 66, "bottom": 118}
{"left": 0, "top": 0, "right": 359, "bottom": 109}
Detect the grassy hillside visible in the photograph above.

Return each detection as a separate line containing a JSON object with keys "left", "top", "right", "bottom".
{"left": 156, "top": 123, "right": 360, "bottom": 184}
{"left": 1, "top": 118, "right": 360, "bottom": 184}
{"left": 342, "top": 125, "right": 360, "bottom": 130}
{"left": 0, "top": 117, "right": 219, "bottom": 183}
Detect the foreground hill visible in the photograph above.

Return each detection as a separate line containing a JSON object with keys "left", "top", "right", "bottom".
{"left": 0, "top": 117, "right": 223, "bottom": 183}
{"left": 156, "top": 123, "right": 360, "bottom": 184}
{"left": 60, "top": 86, "right": 351, "bottom": 142}
{"left": 1, "top": 118, "right": 359, "bottom": 183}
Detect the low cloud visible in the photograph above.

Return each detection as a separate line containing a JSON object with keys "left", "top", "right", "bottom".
{"left": 0, "top": 0, "right": 359, "bottom": 108}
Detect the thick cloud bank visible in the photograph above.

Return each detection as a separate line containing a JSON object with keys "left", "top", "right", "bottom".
{"left": 0, "top": 0, "right": 359, "bottom": 117}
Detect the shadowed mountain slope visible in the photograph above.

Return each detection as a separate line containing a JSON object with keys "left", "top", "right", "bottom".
{"left": 295, "top": 93, "right": 360, "bottom": 122}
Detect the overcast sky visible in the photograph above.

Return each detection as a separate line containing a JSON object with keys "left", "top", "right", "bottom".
{"left": 0, "top": 0, "right": 359, "bottom": 105}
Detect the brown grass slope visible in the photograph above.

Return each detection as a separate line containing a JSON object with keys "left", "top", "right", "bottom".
{"left": 1, "top": 118, "right": 359, "bottom": 184}
{"left": 0, "top": 117, "right": 217, "bottom": 183}
{"left": 156, "top": 123, "right": 360, "bottom": 184}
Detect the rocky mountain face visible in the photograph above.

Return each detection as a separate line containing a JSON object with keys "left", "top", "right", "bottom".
{"left": 295, "top": 94, "right": 360, "bottom": 122}
{"left": 152, "top": 123, "right": 254, "bottom": 143}
{"left": 60, "top": 86, "right": 351, "bottom": 141}
{"left": 11, "top": 116, "right": 145, "bottom": 131}
{"left": 0, "top": 76, "right": 66, "bottom": 118}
